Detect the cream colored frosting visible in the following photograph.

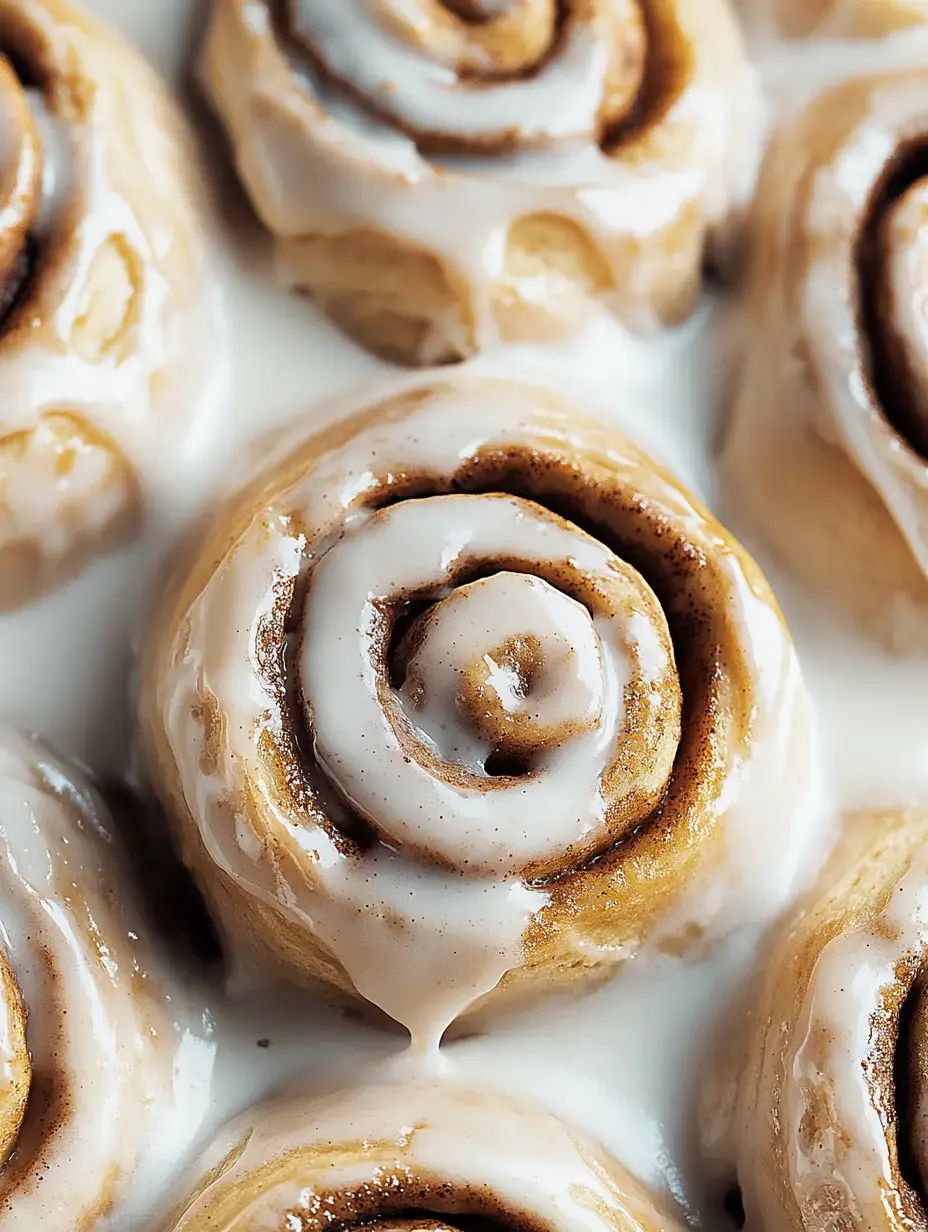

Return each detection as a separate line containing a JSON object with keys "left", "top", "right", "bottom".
{"left": 302, "top": 493, "right": 637, "bottom": 875}
{"left": 199, "top": 0, "right": 758, "bottom": 357}
{"left": 0, "top": 0, "right": 223, "bottom": 609}
{"left": 167, "top": 1082, "right": 683, "bottom": 1232}
{"left": 152, "top": 379, "right": 824, "bottom": 1053}
{"left": 0, "top": 726, "right": 214, "bottom": 1229}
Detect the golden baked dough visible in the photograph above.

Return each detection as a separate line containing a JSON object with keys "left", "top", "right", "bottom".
{"left": 0, "top": 726, "right": 208, "bottom": 1228}
{"left": 723, "top": 69, "right": 928, "bottom": 648}
{"left": 142, "top": 378, "right": 817, "bottom": 1048}
{"left": 164, "top": 1083, "right": 684, "bottom": 1232}
{"left": 717, "top": 808, "right": 928, "bottom": 1231}
{"left": 199, "top": 0, "right": 755, "bottom": 364}
{"left": 0, "top": 0, "right": 220, "bottom": 611}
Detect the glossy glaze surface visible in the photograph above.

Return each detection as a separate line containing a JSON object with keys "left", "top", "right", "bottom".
{"left": 1, "top": 4, "right": 928, "bottom": 1231}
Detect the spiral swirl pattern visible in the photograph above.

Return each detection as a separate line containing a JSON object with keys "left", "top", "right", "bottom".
{"left": 0, "top": 727, "right": 211, "bottom": 1229}
{"left": 302, "top": 492, "right": 680, "bottom": 878}
{"left": 165, "top": 1083, "right": 683, "bottom": 1232}
{"left": 289, "top": 0, "right": 648, "bottom": 152}
{"left": 143, "top": 379, "right": 817, "bottom": 1049}
{"left": 200, "top": 0, "right": 753, "bottom": 363}
{"left": 717, "top": 808, "right": 928, "bottom": 1231}
{"left": 0, "top": 0, "right": 219, "bottom": 611}
{"left": 724, "top": 70, "right": 928, "bottom": 644}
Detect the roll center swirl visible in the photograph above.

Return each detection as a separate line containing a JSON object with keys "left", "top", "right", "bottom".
{"left": 300, "top": 491, "right": 682, "bottom": 878}
{"left": 287, "top": 0, "right": 647, "bottom": 151}
{"left": 397, "top": 572, "right": 604, "bottom": 769}
{"left": 0, "top": 945, "right": 29, "bottom": 1167}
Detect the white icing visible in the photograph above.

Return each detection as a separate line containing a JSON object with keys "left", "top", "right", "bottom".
{"left": 169, "top": 1083, "right": 681, "bottom": 1231}
{"left": 24, "top": 90, "right": 70, "bottom": 236}
{"left": 289, "top": 1, "right": 622, "bottom": 145}
{"left": 0, "top": 0, "right": 224, "bottom": 606}
{"left": 729, "top": 836, "right": 928, "bottom": 1228}
{"left": 157, "top": 379, "right": 822, "bottom": 1057}
{"left": 0, "top": 727, "right": 215, "bottom": 1230}
{"left": 200, "top": 0, "right": 759, "bottom": 346}
{"left": 301, "top": 493, "right": 628, "bottom": 874}
{"left": 401, "top": 573, "right": 604, "bottom": 765}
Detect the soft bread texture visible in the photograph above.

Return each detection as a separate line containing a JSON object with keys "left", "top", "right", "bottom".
{"left": 164, "top": 1083, "right": 684, "bottom": 1232}
{"left": 142, "top": 377, "right": 817, "bottom": 1047}
{"left": 723, "top": 69, "right": 928, "bottom": 648}
{"left": 719, "top": 808, "right": 928, "bottom": 1230}
{"left": 199, "top": 0, "right": 755, "bottom": 364}
{"left": 0, "top": 727, "right": 198, "bottom": 1228}
{"left": 0, "top": 0, "right": 219, "bottom": 611}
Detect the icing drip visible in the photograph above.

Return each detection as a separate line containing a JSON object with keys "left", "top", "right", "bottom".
{"left": 147, "top": 379, "right": 822, "bottom": 1054}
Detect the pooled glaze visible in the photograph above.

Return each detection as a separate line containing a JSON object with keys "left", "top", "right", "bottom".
{"left": 145, "top": 378, "right": 824, "bottom": 1053}
{"left": 165, "top": 1082, "right": 684, "bottom": 1232}
{"left": 0, "top": 727, "right": 215, "bottom": 1230}
{"left": 199, "top": 0, "right": 758, "bottom": 358}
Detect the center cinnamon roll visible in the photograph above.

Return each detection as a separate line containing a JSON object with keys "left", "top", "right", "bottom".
{"left": 142, "top": 378, "right": 819, "bottom": 1049}
{"left": 199, "top": 0, "right": 754, "bottom": 363}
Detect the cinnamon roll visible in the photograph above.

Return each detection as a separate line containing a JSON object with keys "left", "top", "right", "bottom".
{"left": 719, "top": 807, "right": 928, "bottom": 1231}
{"left": 142, "top": 378, "right": 819, "bottom": 1049}
{"left": 723, "top": 70, "right": 928, "bottom": 646}
{"left": 0, "top": 726, "right": 212, "bottom": 1227}
{"left": 199, "top": 0, "right": 755, "bottom": 365}
{"left": 0, "top": 0, "right": 220, "bottom": 611}
{"left": 164, "top": 1083, "right": 683, "bottom": 1232}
